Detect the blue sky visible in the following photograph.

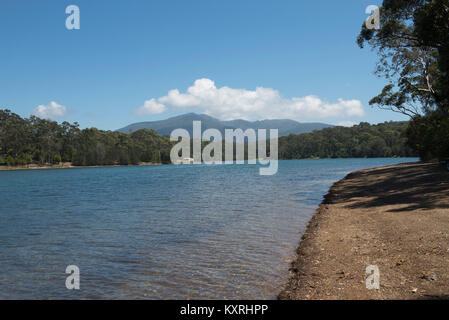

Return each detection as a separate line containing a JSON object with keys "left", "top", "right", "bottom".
{"left": 0, "top": 0, "right": 408, "bottom": 130}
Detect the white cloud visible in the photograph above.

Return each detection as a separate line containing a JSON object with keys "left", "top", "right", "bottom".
{"left": 136, "top": 78, "right": 365, "bottom": 120}
{"left": 338, "top": 121, "right": 357, "bottom": 127}
{"left": 33, "top": 101, "right": 68, "bottom": 119}
{"left": 136, "top": 98, "right": 166, "bottom": 115}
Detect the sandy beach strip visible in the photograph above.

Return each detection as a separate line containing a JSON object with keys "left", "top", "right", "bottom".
{"left": 0, "top": 162, "right": 163, "bottom": 171}
{"left": 279, "top": 161, "right": 449, "bottom": 300}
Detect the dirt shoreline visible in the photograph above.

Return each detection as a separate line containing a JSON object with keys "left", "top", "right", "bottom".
{"left": 0, "top": 162, "right": 164, "bottom": 171}
{"left": 279, "top": 161, "right": 449, "bottom": 300}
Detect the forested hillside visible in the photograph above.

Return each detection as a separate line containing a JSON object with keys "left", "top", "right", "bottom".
{"left": 279, "top": 121, "right": 416, "bottom": 159}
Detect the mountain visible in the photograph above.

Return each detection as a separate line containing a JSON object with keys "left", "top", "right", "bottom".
{"left": 116, "top": 113, "right": 334, "bottom": 137}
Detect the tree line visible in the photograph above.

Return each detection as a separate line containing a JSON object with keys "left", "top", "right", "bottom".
{"left": 1, "top": 108, "right": 416, "bottom": 167}
{"left": 278, "top": 121, "right": 416, "bottom": 159}
{"left": 0, "top": 109, "right": 173, "bottom": 167}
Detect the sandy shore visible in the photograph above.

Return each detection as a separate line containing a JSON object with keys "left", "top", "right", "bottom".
{"left": 0, "top": 162, "right": 163, "bottom": 171}
{"left": 279, "top": 161, "right": 449, "bottom": 300}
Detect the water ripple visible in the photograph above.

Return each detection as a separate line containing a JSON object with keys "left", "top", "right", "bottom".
{"left": 0, "top": 158, "right": 417, "bottom": 299}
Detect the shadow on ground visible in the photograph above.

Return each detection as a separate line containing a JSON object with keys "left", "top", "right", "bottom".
{"left": 323, "top": 162, "right": 449, "bottom": 212}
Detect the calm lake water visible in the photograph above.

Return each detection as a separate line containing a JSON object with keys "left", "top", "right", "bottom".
{"left": 0, "top": 158, "right": 417, "bottom": 299}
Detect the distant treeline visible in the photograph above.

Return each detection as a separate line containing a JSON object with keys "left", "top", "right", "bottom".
{"left": 0, "top": 109, "right": 173, "bottom": 166}
{"left": 0, "top": 109, "right": 416, "bottom": 167}
{"left": 279, "top": 121, "right": 416, "bottom": 159}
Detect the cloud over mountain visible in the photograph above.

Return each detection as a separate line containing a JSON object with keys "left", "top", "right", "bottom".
{"left": 136, "top": 99, "right": 166, "bottom": 115}
{"left": 136, "top": 78, "right": 365, "bottom": 120}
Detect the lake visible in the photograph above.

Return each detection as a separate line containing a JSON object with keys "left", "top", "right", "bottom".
{"left": 0, "top": 158, "right": 417, "bottom": 299}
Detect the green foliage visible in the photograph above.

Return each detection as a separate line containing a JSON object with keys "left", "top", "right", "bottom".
{"left": 406, "top": 112, "right": 449, "bottom": 160}
{"left": 0, "top": 109, "right": 174, "bottom": 167}
{"left": 6, "top": 155, "right": 15, "bottom": 166}
{"left": 278, "top": 122, "right": 416, "bottom": 159}
{"left": 358, "top": 0, "right": 449, "bottom": 159}
{"left": 53, "top": 154, "right": 62, "bottom": 164}
{"left": 16, "top": 153, "right": 32, "bottom": 165}
{"left": 33, "top": 149, "right": 42, "bottom": 162}
{"left": 413, "top": 0, "right": 449, "bottom": 110}
{"left": 0, "top": 109, "right": 32, "bottom": 158}
{"left": 358, "top": 1, "right": 441, "bottom": 116}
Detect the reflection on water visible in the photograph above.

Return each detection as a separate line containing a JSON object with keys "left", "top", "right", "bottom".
{"left": 0, "top": 158, "right": 417, "bottom": 299}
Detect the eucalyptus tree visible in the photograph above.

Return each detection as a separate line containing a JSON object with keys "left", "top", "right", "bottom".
{"left": 358, "top": 0, "right": 449, "bottom": 159}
